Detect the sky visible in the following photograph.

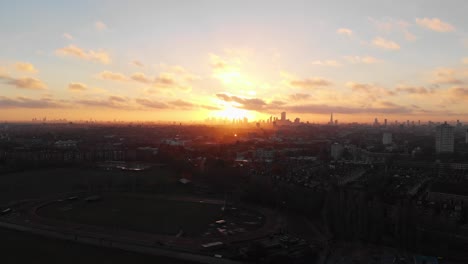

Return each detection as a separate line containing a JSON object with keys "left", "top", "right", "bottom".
{"left": 0, "top": 0, "right": 467, "bottom": 123}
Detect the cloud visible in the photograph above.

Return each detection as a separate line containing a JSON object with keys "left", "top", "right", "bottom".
{"left": 368, "top": 17, "right": 417, "bottom": 42}
{"left": 210, "top": 54, "right": 230, "bottom": 70}
{"left": 463, "top": 57, "right": 468, "bottom": 65}
{"left": 372, "top": 37, "right": 400, "bottom": 50}
{"left": 284, "top": 103, "right": 412, "bottom": 115}
{"left": 346, "top": 82, "right": 395, "bottom": 100}
{"left": 169, "top": 99, "right": 194, "bottom": 108}
{"left": 346, "top": 82, "right": 375, "bottom": 93}
{"left": 337, "top": 28, "right": 353, "bottom": 36}
{"left": 404, "top": 31, "right": 417, "bottom": 42}
{"left": 289, "top": 77, "right": 332, "bottom": 89}
{"left": 77, "top": 96, "right": 129, "bottom": 109}
{"left": 216, "top": 93, "right": 267, "bottom": 111}
{"left": 154, "top": 73, "right": 177, "bottom": 87}
{"left": 152, "top": 72, "right": 191, "bottom": 91}
{"left": 3, "top": 77, "right": 47, "bottom": 90}
{"left": 15, "top": 62, "right": 38, "bottom": 73}
{"left": 289, "top": 93, "right": 311, "bottom": 101}
{"left": 395, "top": 85, "right": 431, "bottom": 94}
{"left": 431, "top": 68, "right": 464, "bottom": 85}
{"left": 415, "top": 17, "right": 455, "bottom": 32}
{"left": 135, "top": 98, "right": 168, "bottom": 109}
{"left": 98, "top": 68, "right": 193, "bottom": 91}
{"left": 131, "top": 60, "right": 144, "bottom": 67}
{"left": 343, "top": 55, "right": 381, "bottom": 64}
{"left": 201, "top": 105, "right": 222, "bottom": 111}
{"left": 311, "top": 60, "right": 341, "bottom": 67}
{"left": 131, "top": 72, "right": 151, "bottom": 84}
{"left": 68, "top": 82, "right": 87, "bottom": 91}
{"left": 98, "top": 71, "right": 128, "bottom": 81}
{"left": 63, "top": 33, "right": 73, "bottom": 40}
{"left": 56, "top": 45, "right": 111, "bottom": 64}
{"left": 95, "top": 21, "right": 107, "bottom": 31}
{"left": 136, "top": 98, "right": 218, "bottom": 111}
{"left": 109, "top": 95, "right": 127, "bottom": 103}
{"left": 450, "top": 87, "right": 468, "bottom": 99}
{"left": 0, "top": 96, "right": 62, "bottom": 109}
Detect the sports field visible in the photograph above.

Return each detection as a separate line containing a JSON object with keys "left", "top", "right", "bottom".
{"left": 37, "top": 194, "right": 224, "bottom": 236}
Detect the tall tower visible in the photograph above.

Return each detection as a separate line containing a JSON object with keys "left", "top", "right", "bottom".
{"left": 281, "top": 112, "right": 286, "bottom": 121}
{"left": 329, "top": 113, "right": 334, "bottom": 125}
{"left": 435, "top": 122, "right": 454, "bottom": 153}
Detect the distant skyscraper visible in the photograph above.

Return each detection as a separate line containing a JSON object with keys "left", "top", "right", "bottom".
{"left": 281, "top": 112, "right": 286, "bottom": 121}
{"left": 329, "top": 113, "right": 334, "bottom": 125}
{"left": 373, "top": 118, "right": 379, "bottom": 126}
{"left": 435, "top": 122, "right": 454, "bottom": 153}
{"left": 384, "top": 119, "right": 387, "bottom": 127}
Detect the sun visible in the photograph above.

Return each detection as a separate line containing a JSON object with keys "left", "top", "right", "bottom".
{"left": 212, "top": 105, "right": 255, "bottom": 120}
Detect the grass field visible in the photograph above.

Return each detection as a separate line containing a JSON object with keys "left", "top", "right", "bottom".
{"left": 38, "top": 194, "right": 224, "bottom": 236}
{"left": 0, "top": 227, "right": 195, "bottom": 264}
{"left": 0, "top": 166, "right": 180, "bottom": 205}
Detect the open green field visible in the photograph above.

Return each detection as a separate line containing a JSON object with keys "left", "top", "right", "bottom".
{"left": 38, "top": 194, "right": 224, "bottom": 236}
{"left": 0, "top": 228, "right": 194, "bottom": 264}
{"left": 0, "top": 166, "right": 181, "bottom": 205}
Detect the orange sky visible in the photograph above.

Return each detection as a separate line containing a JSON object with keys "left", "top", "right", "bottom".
{"left": 0, "top": 1, "right": 467, "bottom": 123}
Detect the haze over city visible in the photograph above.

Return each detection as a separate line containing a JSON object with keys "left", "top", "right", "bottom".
{"left": 1, "top": 0, "right": 467, "bottom": 123}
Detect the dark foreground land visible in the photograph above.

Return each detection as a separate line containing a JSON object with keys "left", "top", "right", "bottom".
{"left": 0, "top": 167, "right": 204, "bottom": 264}
{"left": 0, "top": 228, "right": 194, "bottom": 264}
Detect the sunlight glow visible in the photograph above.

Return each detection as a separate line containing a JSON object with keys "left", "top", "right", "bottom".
{"left": 212, "top": 105, "right": 255, "bottom": 120}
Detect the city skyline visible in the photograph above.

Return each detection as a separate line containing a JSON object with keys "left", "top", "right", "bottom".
{"left": 1, "top": 0, "right": 468, "bottom": 122}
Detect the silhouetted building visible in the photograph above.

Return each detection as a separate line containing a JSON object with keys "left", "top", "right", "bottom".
{"left": 435, "top": 122, "right": 454, "bottom": 153}
{"left": 331, "top": 143, "right": 344, "bottom": 160}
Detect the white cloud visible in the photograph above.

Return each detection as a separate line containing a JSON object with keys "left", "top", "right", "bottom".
{"left": 404, "top": 30, "right": 417, "bottom": 42}
{"left": 98, "top": 71, "right": 128, "bottom": 81}
{"left": 311, "top": 60, "right": 341, "bottom": 67}
{"left": 55, "top": 45, "right": 111, "bottom": 64}
{"left": 131, "top": 60, "right": 144, "bottom": 67}
{"left": 63, "top": 33, "right": 73, "bottom": 40}
{"left": 343, "top": 56, "right": 381, "bottom": 64}
{"left": 337, "top": 28, "right": 353, "bottom": 36}
{"left": 131, "top": 72, "right": 151, "bottom": 84}
{"left": 415, "top": 17, "right": 455, "bottom": 32}
{"left": 15, "top": 62, "right": 38, "bottom": 73}
{"left": 372, "top": 37, "right": 400, "bottom": 50}
{"left": 3, "top": 77, "right": 47, "bottom": 90}
{"left": 369, "top": 17, "right": 417, "bottom": 42}
{"left": 68, "top": 82, "right": 87, "bottom": 91}
{"left": 95, "top": 21, "right": 107, "bottom": 31}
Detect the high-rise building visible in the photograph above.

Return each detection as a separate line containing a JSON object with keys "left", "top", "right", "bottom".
{"left": 331, "top": 143, "right": 344, "bottom": 160}
{"left": 329, "top": 113, "right": 334, "bottom": 125}
{"left": 383, "top": 132, "right": 392, "bottom": 145}
{"left": 435, "top": 122, "right": 454, "bottom": 153}
{"left": 281, "top": 112, "right": 286, "bottom": 121}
